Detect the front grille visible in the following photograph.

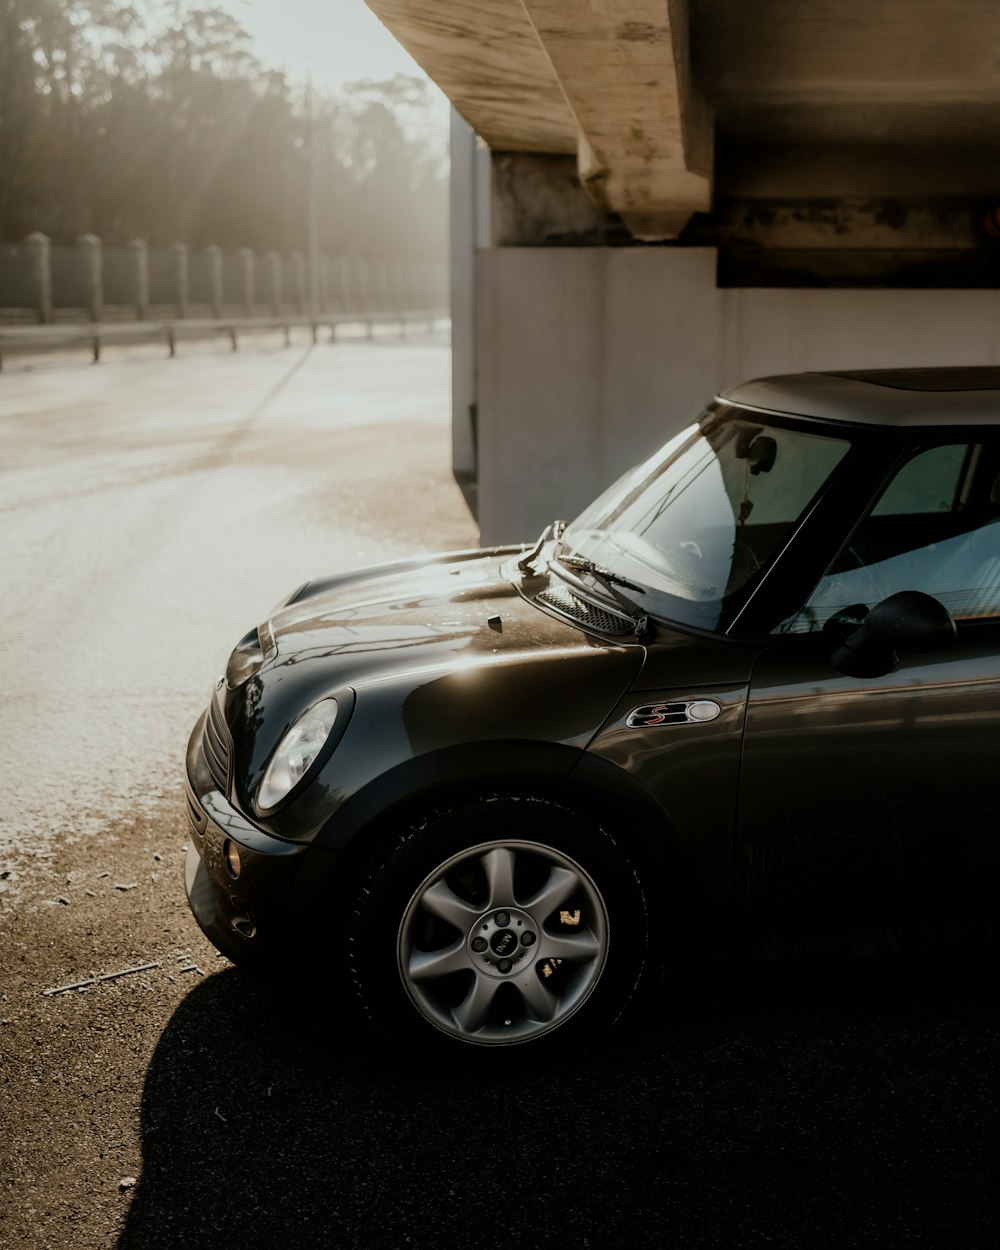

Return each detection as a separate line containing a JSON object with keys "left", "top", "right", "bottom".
{"left": 202, "top": 690, "right": 231, "bottom": 794}
{"left": 185, "top": 788, "right": 206, "bottom": 835}
{"left": 537, "top": 585, "right": 634, "bottom": 635}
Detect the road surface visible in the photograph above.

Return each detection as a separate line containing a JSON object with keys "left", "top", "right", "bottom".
{"left": 0, "top": 328, "right": 475, "bottom": 849}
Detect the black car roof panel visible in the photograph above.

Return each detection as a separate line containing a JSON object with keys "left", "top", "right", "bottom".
{"left": 825, "top": 367, "right": 1000, "bottom": 391}
{"left": 719, "top": 367, "right": 1000, "bottom": 428}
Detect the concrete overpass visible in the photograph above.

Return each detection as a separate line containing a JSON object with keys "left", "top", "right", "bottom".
{"left": 366, "top": 1, "right": 1000, "bottom": 541}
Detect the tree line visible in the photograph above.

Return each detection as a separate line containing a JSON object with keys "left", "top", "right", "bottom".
{"left": 0, "top": 0, "right": 448, "bottom": 263}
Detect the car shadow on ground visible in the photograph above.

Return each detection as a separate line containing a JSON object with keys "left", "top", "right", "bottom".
{"left": 117, "top": 957, "right": 997, "bottom": 1250}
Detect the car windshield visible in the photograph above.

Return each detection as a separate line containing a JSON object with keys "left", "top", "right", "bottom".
{"left": 560, "top": 403, "right": 851, "bottom": 631}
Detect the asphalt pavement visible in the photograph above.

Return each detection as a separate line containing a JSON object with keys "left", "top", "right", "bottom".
{"left": 0, "top": 330, "right": 996, "bottom": 1249}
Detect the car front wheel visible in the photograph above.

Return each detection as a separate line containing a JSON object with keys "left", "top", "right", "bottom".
{"left": 348, "top": 796, "right": 647, "bottom": 1051}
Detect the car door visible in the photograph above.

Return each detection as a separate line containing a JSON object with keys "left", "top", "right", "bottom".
{"left": 737, "top": 436, "right": 1000, "bottom": 954}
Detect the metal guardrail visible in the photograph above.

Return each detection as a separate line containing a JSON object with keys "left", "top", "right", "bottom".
{"left": 0, "top": 309, "right": 448, "bottom": 369}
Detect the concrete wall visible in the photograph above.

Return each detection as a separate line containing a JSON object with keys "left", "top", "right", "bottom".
{"left": 476, "top": 246, "right": 1000, "bottom": 543}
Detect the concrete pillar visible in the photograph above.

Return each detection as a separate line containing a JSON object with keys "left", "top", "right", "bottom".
{"left": 266, "top": 251, "right": 281, "bottom": 316}
{"left": 204, "top": 245, "right": 223, "bottom": 318}
{"left": 290, "top": 250, "right": 306, "bottom": 314}
{"left": 77, "top": 233, "right": 103, "bottom": 322}
{"left": 25, "top": 231, "right": 51, "bottom": 325}
{"left": 128, "top": 239, "right": 148, "bottom": 320}
{"left": 475, "top": 246, "right": 1000, "bottom": 545}
{"left": 239, "top": 248, "right": 254, "bottom": 316}
{"left": 170, "top": 241, "right": 188, "bottom": 319}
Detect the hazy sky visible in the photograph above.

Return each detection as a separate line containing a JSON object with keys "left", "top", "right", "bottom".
{"left": 215, "top": 0, "right": 445, "bottom": 97}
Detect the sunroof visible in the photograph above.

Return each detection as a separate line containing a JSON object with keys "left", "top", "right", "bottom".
{"left": 824, "top": 367, "right": 1000, "bottom": 392}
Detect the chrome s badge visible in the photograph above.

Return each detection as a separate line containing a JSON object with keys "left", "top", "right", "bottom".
{"left": 627, "top": 700, "right": 721, "bottom": 728}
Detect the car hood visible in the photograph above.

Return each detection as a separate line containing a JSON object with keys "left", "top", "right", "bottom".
{"left": 224, "top": 550, "right": 648, "bottom": 788}
{"left": 218, "top": 549, "right": 768, "bottom": 833}
{"left": 267, "top": 547, "right": 624, "bottom": 677}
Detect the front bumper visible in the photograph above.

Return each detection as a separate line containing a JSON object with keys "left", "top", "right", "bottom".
{"left": 183, "top": 699, "right": 332, "bottom": 964}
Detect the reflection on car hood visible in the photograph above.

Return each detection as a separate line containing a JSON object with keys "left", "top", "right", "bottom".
{"left": 267, "top": 548, "right": 626, "bottom": 681}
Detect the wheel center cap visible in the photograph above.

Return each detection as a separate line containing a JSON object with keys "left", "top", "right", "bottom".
{"left": 490, "top": 929, "right": 517, "bottom": 958}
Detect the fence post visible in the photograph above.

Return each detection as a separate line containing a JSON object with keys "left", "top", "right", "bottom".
{"left": 128, "top": 238, "right": 148, "bottom": 320}
{"left": 401, "top": 260, "right": 415, "bottom": 313}
{"left": 239, "top": 248, "right": 254, "bottom": 316}
{"left": 25, "top": 231, "right": 52, "bottom": 324}
{"left": 170, "top": 242, "right": 188, "bottom": 318}
{"left": 266, "top": 251, "right": 281, "bottom": 316}
{"left": 426, "top": 263, "right": 438, "bottom": 328}
{"left": 205, "top": 244, "right": 223, "bottom": 318}
{"left": 77, "top": 233, "right": 103, "bottom": 322}
{"left": 335, "top": 256, "right": 351, "bottom": 314}
{"left": 290, "top": 250, "right": 306, "bottom": 314}
{"left": 354, "top": 257, "right": 372, "bottom": 334}
{"left": 318, "top": 254, "right": 329, "bottom": 312}
{"left": 417, "top": 262, "right": 428, "bottom": 312}
{"left": 372, "top": 258, "right": 388, "bottom": 315}
{"left": 392, "top": 260, "right": 407, "bottom": 315}
{"left": 356, "top": 256, "right": 372, "bottom": 313}
{"left": 384, "top": 260, "right": 395, "bottom": 315}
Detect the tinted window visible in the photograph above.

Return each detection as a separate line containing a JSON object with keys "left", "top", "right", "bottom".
{"left": 871, "top": 443, "right": 968, "bottom": 516}
{"left": 785, "top": 441, "right": 1000, "bottom": 632}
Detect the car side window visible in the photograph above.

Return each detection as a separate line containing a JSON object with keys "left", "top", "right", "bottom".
{"left": 784, "top": 440, "right": 1000, "bottom": 633}
{"left": 870, "top": 442, "right": 968, "bottom": 515}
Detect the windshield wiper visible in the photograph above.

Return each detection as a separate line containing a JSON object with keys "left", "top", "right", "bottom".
{"left": 517, "top": 519, "right": 567, "bottom": 574}
{"left": 555, "top": 554, "right": 647, "bottom": 595}
{"left": 552, "top": 554, "right": 655, "bottom": 642}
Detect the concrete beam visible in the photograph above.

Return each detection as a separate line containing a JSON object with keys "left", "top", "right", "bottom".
{"left": 521, "top": 0, "right": 713, "bottom": 238}
{"left": 364, "top": 0, "right": 577, "bottom": 153}
{"left": 696, "top": 0, "right": 1000, "bottom": 147}
{"left": 491, "top": 152, "right": 624, "bottom": 247}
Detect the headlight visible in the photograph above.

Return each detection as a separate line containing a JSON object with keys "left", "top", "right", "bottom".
{"left": 257, "top": 698, "right": 339, "bottom": 812}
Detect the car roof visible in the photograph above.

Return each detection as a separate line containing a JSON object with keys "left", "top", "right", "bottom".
{"left": 719, "top": 367, "right": 1000, "bottom": 428}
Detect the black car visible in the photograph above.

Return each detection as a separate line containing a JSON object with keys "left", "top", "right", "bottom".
{"left": 184, "top": 366, "right": 1000, "bottom": 1051}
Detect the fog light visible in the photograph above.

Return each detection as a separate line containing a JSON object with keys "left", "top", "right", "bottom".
{"left": 224, "top": 840, "right": 242, "bottom": 879}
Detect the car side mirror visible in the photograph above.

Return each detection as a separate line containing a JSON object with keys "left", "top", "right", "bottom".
{"left": 831, "top": 590, "right": 957, "bottom": 677}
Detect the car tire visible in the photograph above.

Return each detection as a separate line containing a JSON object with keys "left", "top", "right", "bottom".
{"left": 347, "top": 794, "right": 647, "bottom": 1053}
